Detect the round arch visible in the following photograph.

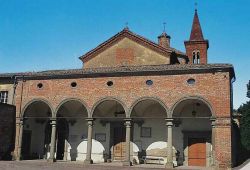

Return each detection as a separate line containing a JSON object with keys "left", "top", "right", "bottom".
{"left": 170, "top": 95, "right": 215, "bottom": 118}
{"left": 54, "top": 98, "right": 90, "bottom": 117}
{"left": 21, "top": 98, "right": 54, "bottom": 118}
{"left": 128, "top": 96, "right": 169, "bottom": 117}
{"left": 90, "top": 96, "right": 128, "bottom": 117}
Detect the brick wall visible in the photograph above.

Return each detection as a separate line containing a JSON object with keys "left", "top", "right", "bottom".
{"left": 13, "top": 71, "right": 232, "bottom": 168}
{"left": 185, "top": 41, "right": 208, "bottom": 64}
{"left": 0, "top": 103, "right": 15, "bottom": 160}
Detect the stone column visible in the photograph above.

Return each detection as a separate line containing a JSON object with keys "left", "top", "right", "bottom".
{"left": 210, "top": 117, "right": 216, "bottom": 167}
{"left": 84, "top": 118, "right": 94, "bottom": 164}
{"left": 17, "top": 118, "right": 24, "bottom": 161}
{"left": 166, "top": 118, "right": 173, "bottom": 168}
{"left": 123, "top": 119, "right": 132, "bottom": 166}
{"left": 63, "top": 140, "right": 68, "bottom": 161}
{"left": 49, "top": 119, "right": 57, "bottom": 162}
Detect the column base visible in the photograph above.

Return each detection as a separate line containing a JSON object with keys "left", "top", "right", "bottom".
{"left": 84, "top": 159, "right": 93, "bottom": 164}
{"left": 165, "top": 162, "right": 173, "bottom": 169}
{"left": 48, "top": 158, "right": 56, "bottom": 163}
{"left": 122, "top": 161, "right": 132, "bottom": 166}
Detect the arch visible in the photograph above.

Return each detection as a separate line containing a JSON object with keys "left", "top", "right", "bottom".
{"left": 128, "top": 96, "right": 169, "bottom": 117}
{"left": 55, "top": 98, "right": 90, "bottom": 117}
{"left": 90, "top": 96, "right": 128, "bottom": 117}
{"left": 21, "top": 98, "right": 54, "bottom": 118}
{"left": 170, "top": 95, "right": 215, "bottom": 118}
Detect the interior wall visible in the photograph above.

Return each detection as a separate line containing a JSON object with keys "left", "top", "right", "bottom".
{"left": 23, "top": 119, "right": 49, "bottom": 159}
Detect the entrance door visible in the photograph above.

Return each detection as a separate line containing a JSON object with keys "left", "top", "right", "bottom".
{"left": 188, "top": 138, "right": 206, "bottom": 166}
{"left": 113, "top": 127, "right": 126, "bottom": 161}
{"left": 21, "top": 130, "right": 31, "bottom": 159}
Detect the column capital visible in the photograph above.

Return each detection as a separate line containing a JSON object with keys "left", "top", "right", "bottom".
{"left": 86, "top": 118, "right": 94, "bottom": 126}
{"left": 16, "top": 117, "right": 24, "bottom": 125}
{"left": 124, "top": 118, "right": 132, "bottom": 127}
{"left": 165, "top": 118, "right": 174, "bottom": 126}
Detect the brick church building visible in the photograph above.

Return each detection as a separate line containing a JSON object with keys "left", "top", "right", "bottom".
{"left": 0, "top": 9, "right": 236, "bottom": 169}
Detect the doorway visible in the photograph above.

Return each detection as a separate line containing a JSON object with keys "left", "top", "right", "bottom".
{"left": 188, "top": 138, "right": 206, "bottom": 166}
{"left": 113, "top": 126, "right": 126, "bottom": 161}
{"left": 21, "top": 130, "right": 31, "bottom": 159}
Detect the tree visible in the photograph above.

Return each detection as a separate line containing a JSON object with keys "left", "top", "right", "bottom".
{"left": 247, "top": 80, "right": 250, "bottom": 98}
{"left": 238, "top": 80, "right": 250, "bottom": 162}
{"left": 239, "top": 101, "right": 250, "bottom": 150}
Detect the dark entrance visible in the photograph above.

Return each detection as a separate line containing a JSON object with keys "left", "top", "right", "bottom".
{"left": 56, "top": 118, "right": 69, "bottom": 160}
{"left": 21, "top": 130, "right": 31, "bottom": 159}
{"left": 188, "top": 138, "right": 206, "bottom": 166}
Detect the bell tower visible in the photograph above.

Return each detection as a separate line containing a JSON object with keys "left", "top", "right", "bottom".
{"left": 184, "top": 9, "right": 209, "bottom": 64}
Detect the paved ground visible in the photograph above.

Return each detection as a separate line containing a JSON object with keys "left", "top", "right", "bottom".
{"left": 0, "top": 160, "right": 210, "bottom": 170}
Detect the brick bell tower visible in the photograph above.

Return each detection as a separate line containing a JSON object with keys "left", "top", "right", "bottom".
{"left": 184, "top": 9, "right": 209, "bottom": 64}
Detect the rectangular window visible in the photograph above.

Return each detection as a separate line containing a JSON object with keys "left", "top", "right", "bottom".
{"left": 0, "top": 91, "right": 8, "bottom": 104}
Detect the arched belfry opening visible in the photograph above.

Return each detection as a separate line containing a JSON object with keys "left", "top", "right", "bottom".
{"left": 172, "top": 98, "right": 213, "bottom": 167}
{"left": 21, "top": 100, "right": 52, "bottom": 160}
{"left": 129, "top": 98, "right": 172, "bottom": 165}
{"left": 92, "top": 99, "right": 126, "bottom": 163}
{"left": 55, "top": 100, "right": 88, "bottom": 161}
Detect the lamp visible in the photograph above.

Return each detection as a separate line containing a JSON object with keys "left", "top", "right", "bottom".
{"left": 192, "top": 102, "right": 197, "bottom": 117}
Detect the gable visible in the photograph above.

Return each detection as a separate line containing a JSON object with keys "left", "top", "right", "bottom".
{"left": 84, "top": 37, "right": 170, "bottom": 68}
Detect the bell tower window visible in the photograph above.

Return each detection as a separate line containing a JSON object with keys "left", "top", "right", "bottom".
{"left": 192, "top": 50, "right": 200, "bottom": 64}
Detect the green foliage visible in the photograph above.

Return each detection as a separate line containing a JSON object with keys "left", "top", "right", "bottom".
{"left": 239, "top": 101, "right": 250, "bottom": 150}
{"left": 247, "top": 80, "right": 250, "bottom": 98}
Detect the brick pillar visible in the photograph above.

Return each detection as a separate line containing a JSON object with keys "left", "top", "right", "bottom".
{"left": 214, "top": 118, "right": 232, "bottom": 169}
{"left": 166, "top": 118, "right": 173, "bottom": 168}
{"left": 16, "top": 118, "right": 23, "bottom": 161}
{"left": 48, "top": 118, "right": 56, "bottom": 162}
{"left": 123, "top": 119, "right": 132, "bottom": 166}
{"left": 84, "top": 118, "right": 93, "bottom": 164}
{"left": 210, "top": 117, "right": 216, "bottom": 167}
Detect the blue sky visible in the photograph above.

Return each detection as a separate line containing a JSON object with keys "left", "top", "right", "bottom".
{"left": 0, "top": 0, "right": 249, "bottom": 108}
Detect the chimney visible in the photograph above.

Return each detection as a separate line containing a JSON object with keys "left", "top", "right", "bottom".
{"left": 158, "top": 32, "right": 171, "bottom": 48}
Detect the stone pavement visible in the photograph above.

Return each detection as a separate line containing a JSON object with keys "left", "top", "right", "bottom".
{"left": 0, "top": 160, "right": 209, "bottom": 170}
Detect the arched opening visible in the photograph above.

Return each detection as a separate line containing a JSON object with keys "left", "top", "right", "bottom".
{"left": 55, "top": 100, "right": 88, "bottom": 161}
{"left": 172, "top": 98, "right": 213, "bottom": 167}
{"left": 192, "top": 51, "right": 200, "bottom": 64}
{"left": 92, "top": 99, "right": 126, "bottom": 163}
{"left": 130, "top": 98, "right": 170, "bottom": 165}
{"left": 21, "top": 100, "right": 52, "bottom": 160}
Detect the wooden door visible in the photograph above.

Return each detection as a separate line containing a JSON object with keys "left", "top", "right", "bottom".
{"left": 188, "top": 138, "right": 206, "bottom": 166}
{"left": 113, "top": 127, "right": 126, "bottom": 160}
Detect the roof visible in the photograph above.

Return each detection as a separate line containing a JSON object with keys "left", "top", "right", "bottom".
{"left": 79, "top": 28, "right": 186, "bottom": 63}
{"left": 0, "top": 64, "right": 235, "bottom": 80}
{"left": 190, "top": 9, "right": 204, "bottom": 41}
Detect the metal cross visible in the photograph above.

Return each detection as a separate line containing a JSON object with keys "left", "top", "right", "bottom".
{"left": 163, "top": 22, "right": 166, "bottom": 32}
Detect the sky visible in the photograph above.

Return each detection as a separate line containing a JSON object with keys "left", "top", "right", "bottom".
{"left": 0, "top": 0, "right": 249, "bottom": 109}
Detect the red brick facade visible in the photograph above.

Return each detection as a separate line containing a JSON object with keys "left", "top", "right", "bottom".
{"left": 13, "top": 70, "right": 233, "bottom": 169}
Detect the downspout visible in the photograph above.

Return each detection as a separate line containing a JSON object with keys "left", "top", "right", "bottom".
{"left": 16, "top": 75, "right": 24, "bottom": 159}
{"left": 18, "top": 75, "right": 25, "bottom": 118}
{"left": 11, "top": 75, "right": 17, "bottom": 105}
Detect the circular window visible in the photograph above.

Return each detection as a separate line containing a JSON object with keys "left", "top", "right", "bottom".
{"left": 107, "top": 81, "right": 113, "bottom": 87}
{"left": 37, "top": 83, "right": 43, "bottom": 89}
{"left": 146, "top": 80, "right": 153, "bottom": 86}
{"left": 187, "top": 78, "right": 195, "bottom": 85}
{"left": 71, "top": 82, "right": 77, "bottom": 88}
